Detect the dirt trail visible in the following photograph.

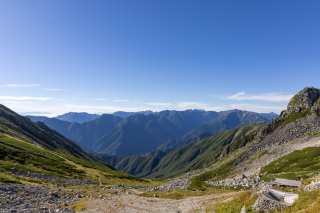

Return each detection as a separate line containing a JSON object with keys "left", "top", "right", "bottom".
{"left": 82, "top": 192, "right": 239, "bottom": 213}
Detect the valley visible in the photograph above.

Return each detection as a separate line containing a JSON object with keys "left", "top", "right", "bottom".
{"left": 2, "top": 87, "right": 320, "bottom": 212}
{"left": 2, "top": 1, "right": 319, "bottom": 212}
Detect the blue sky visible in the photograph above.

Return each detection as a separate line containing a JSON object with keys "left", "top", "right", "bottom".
{"left": 0, "top": 0, "right": 320, "bottom": 116}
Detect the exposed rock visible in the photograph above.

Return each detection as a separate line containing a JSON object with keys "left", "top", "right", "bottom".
{"left": 304, "top": 179, "right": 320, "bottom": 192}
{"left": 285, "top": 87, "right": 320, "bottom": 116}
{"left": 9, "top": 168, "right": 60, "bottom": 182}
{"left": 253, "top": 87, "right": 320, "bottom": 147}
{"left": 237, "top": 112, "right": 320, "bottom": 167}
{"left": 208, "top": 175, "right": 261, "bottom": 189}
{"left": 0, "top": 182, "right": 84, "bottom": 213}
{"left": 151, "top": 178, "right": 189, "bottom": 191}
{"left": 240, "top": 205, "right": 246, "bottom": 213}
{"left": 252, "top": 194, "right": 290, "bottom": 212}
{"left": 270, "top": 178, "right": 302, "bottom": 188}
{"left": 252, "top": 189, "right": 298, "bottom": 212}
{"left": 9, "top": 168, "right": 94, "bottom": 186}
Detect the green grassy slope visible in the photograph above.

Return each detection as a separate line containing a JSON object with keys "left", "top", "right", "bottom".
{"left": 102, "top": 125, "right": 260, "bottom": 179}
{"left": 0, "top": 104, "right": 92, "bottom": 160}
{"left": 0, "top": 134, "right": 144, "bottom": 183}
{"left": 0, "top": 131, "right": 143, "bottom": 185}
{"left": 0, "top": 134, "right": 85, "bottom": 182}
{"left": 0, "top": 104, "right": 144, "bottom": 185}
{"left": 260, "top": 147, "right": 320, "bottom": 181}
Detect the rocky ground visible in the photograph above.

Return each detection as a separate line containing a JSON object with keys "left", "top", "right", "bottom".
{"left": 82, "top": 192, "right": 239, "bottom": 213}
{"left": 0, "top": 182, "right": 85, "bottom": 213}
{"left": 0, "top": 168, "right": 192, "bottom": 213}
{"left": 0, "top": 180, "right": 238, "bottom": 213}
{"left": 208, "top": 175, "right": 261, "bottom": 189}
{"left": 304, "top": 178, "right": 320, "bottom": 192}
{"left": 236, "top": 135, "right": 320, "bottom": 178}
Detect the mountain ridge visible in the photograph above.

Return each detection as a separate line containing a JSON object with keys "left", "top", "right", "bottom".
{"left": 28, "top": 109, "right": 271, "bottom": 156}
{"left": 0, "top": 104, "right": 144, "bottom": 187}
{"left": 56, "top": 112, "right": 100, "bottom": 124}
{"left": 101, "top": 87, "right": 320, "bottom": 181}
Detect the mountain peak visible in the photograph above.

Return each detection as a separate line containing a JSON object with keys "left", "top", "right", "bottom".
{"left": 56, "top": 112, "right": 100, "bottom": 123}
{"left": 286, "top": 87, "right": 320, "bottom": 115}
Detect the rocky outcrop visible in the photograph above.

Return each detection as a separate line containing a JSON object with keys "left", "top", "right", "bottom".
{"left": 252, "top": 195, "right": 290, "bottom": 212}
{"left": 263, "top": 113, "right": 320, "bottom": 146}
{"left": 252, "top": 189, "right": 298, "bottom": 212}
{"left": 151, "top": 178, "right": 189, "bottom": 191}
{"left": 285, "top": 87, "right": 320, "bottom": 116}
{"left": 104, "top": 177, "right": 190, "bottom": 192}
{"left": 236, "top": 88, "right": 320, "bottom": 165}
{"left": 304, "top": 179, "right": 320, "bottom": 192}
{"left": 208, "top": 175, "right": 261, "bottom": 189}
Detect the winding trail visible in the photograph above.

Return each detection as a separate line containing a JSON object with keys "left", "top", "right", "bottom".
{"left": 82, "top": 192, "right": 240, "bottom": 213}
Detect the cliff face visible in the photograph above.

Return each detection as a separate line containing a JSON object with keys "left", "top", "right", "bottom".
{"left": 284, "top": 87, "right": 320, "bottom": 117}
{"left": 242, "top": 87, "right": 320, "bottom": 161}
{"left": 258, "top": 87, "right": 320, "bottom": 141}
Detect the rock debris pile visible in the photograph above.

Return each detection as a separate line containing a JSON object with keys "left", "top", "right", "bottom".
{"left": 208, "top": 175, "right": 261, "bottom": 189}
{"left": 0, "top": 182, "right": 84, "bottom": 213}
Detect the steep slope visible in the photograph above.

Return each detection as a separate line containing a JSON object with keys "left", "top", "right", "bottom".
{"left": 30, "top": 109, "right": 268, "bottom": 156}
{"left": 37, "top": 114, "right": 123, "bottom": 151}
{"left": 100, "top": 150, "right": 167, "bottom": 177}
{"left": 93, "top": 116, "right": 175, "bottom": 156}
{"left": 93, "top": 110, "right": 219, "bottom": 156}
{"left": 0, "top": 104, "right": 91, "bottom": 160}
{"left": 189, "top": 87, "right": 320, "bottom": 189}
{"left": 161, "top": 110, "right": 269, "bottom": 151}
{"left": 101, "top": 125, "right": 260, "bottom": 178}
{"left": 0, "top": 104, "right": 141, "bottom": 186}
{"left": 188, "top": 110, "right": 268, "bottom": 138}
{"left": 104, "top": 87, "right": 320, "bottom": 181}
{"left": 260, "top": 147, "right": 320, "bottom": 181}
{"left": 56, "top": 112, "right": 100, "bottom": 124}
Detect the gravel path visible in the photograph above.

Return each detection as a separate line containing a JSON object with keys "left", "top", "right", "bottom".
{"left": 82, "top": 192, "right": 239, "bottom": 213}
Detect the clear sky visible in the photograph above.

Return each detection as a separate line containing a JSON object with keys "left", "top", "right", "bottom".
{"left": 0, "top": 0, "right": 320, "bottom": 116}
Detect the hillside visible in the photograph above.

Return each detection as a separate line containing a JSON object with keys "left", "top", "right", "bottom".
{"left": 3, "top": 88, "right": 320, "bottom": 213}
{"left": 0, "top": 104, "right": 143, "bottom": 184}
{"left": 89, "top": 87, "right": 320, "bottom": 212}
{"left": 29, "top": 109, "right": 270, "bottom": 156}
{"left": 0, "top": 104, "right": 92, "bottom": 160}
{"left": 103, "top": 87, "right": 320, "bottom": 186}
{"left": 101, "top": 125, "right": 261, "bottom": 178}
{"left": 181, "top": 87, "right": 320, "bottom": 190}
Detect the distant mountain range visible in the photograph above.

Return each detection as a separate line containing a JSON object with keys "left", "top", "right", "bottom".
{"left": 3, "top": 87, "right": 320, "bottom": 212}
{"left": 100, "top": 125, "right": 259, "bottom": 178}
{"left": 112, "top": 110, "right": 154, "bottom": 118}
{"left": 101, "top": 87, "right": 320, "bottom": 180}
{"left": 27, "top": 111, "right": 155, "bottom": 124}
{"left": 27, "top": 110, "right": 277, "bottom": 156}
{"left": 56, "top": 112, "right": 100, "bottom": 124}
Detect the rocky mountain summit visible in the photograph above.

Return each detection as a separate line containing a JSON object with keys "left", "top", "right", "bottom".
{"left": 282, "top": 87, "right": 320, "bottom": 117}
{"left": 254, "top": 87, "right": 320, "bottom": 145}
